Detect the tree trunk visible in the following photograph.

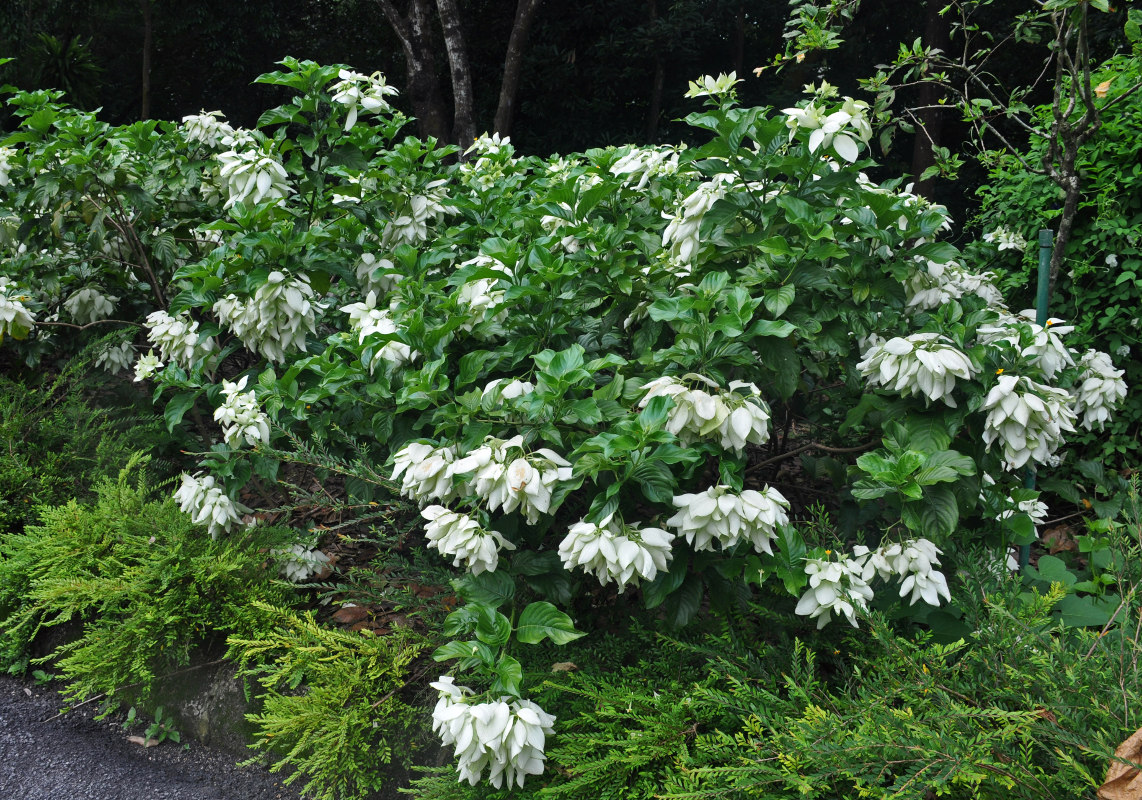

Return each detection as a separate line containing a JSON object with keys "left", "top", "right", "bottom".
{"left": 908, "top": 0, "right": 949, "bottom": 199}
{"left": 139, "top": 0, "right": 152, "bottom": 120}
{"left": 376, "top": 0, "right": 449, "bottom": 142}
{"left": 435, "top": 0, "right": 475, "bottom": 146}
{"left": 493, "top": 0, "right": 544, "bottom": 137}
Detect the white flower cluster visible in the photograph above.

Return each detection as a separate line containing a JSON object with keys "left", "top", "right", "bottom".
{"left": 639, "top": 374, "right": 771, "bottom": 453}
{"left": 330, "top": 69, "right": 398, "bottom": 131}
{"left": 661, "top": 174, "right": 735, "bottom": 267}
{"left": 133, "top": 350, "right": 164, "bottom": 381}
{"left": 983, "top": 227, "right": 1027, "bottom": 252}
{"left": 431, "top": 676, "right": 556, "bottom": 789}
{"left": 558, "top": 514, "right": 674, "bottom": 589}
{"left": 173, "top": 472, "right": 250, "bottom": 539}
{"left": 481, "top": 378, "right": 535, "bottom": 406}
{"left": 857, "top": 332, "right": 977, "bottom": 407}
{"left": 1072, "top": 349, "right": 1127, "bottom": 431}
{"left": 666, "top": 484, "right": 789, "bottom": 554}
{"left": 982, "top": 374, "right": 1077, "bottom": 470}
{"left": 144, "top": 309, "right": 218, "bottom": 369}
{"left": 0, "top": 145, "right": 16, "bottom": 186}
{"left": 451, "top": 437, "right": 573, "bottom": 525}
{"left": 0, "top": 284, "right": 35, "bottom": 342}
{"left": 997, "top": 495, "right": 1049, "bottom": 533}
{"left": 978, "top": 311, "right": 1074, "bottom": 379}
{"left": 94, "top": 341, "right": 133, "bottom": 374}
{"left": 340, "top": 291, "right": 416, "bottom": 368}
{"left": 610, "top": 145, "right": 680, "bottom": 191}
{"left": 794, "top": 554, "right": 874, "bottom": 628}
{"left": 460, "top": 133, "right": 513, "bottom": 193}
{"left": 382, "top": 179, "right": 452, "bottom": 247}
{"left": 904, "top": 259, "right": 1003, "bottom": 311}
{"left": 275, "top": 544, "right": 331, "bottom": 583}
{"left": 684, "top": 72, "right": 741, "bottom": 100}
{"left": 213, "top": 375, "right": 271, "bottom": 447}
{"left": 854, "top": 538, "right": 951, "bottom": 607}
{"left": 782, "top": 91, "right": 873, "bottom": 163}
{"left": 421, "top": 506, "right": 516, "bottom": 575}
{"left": 62, "top": 286, "right": 117, "bottom": 325}
{"left": 214, "top": 271, "right": 316, "bottom": 363}
{"left": 180, "top": 110, "right": 235, "bottom": 147}
{"left": 355, "top": 252, "right": 401, "bottom": 295}
{"left": 217, "top": 143, "right": 291, "bottom": 209}
{"left": 455, "top": 255, "right": 512, "bottom": 332}
{"left": 391, "top": 442, "right": 459, "bottom": 503}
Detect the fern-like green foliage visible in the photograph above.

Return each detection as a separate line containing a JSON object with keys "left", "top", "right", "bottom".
{"left": 0, "top": 455, "right": 295, "bottom": 690}
{"left": 228, "top": 601, "right": 430, "bottom": 800}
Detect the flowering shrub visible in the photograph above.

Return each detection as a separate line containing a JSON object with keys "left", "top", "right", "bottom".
{"left": 0, "top": 61, "right": 1128, "bottom": 790}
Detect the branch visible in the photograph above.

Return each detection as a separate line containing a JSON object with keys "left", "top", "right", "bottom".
{"left": 36, "top": 319, "right": 143, "bottom": 331}
{"left": 746, "top": 440, "right": 877, "bottom": 474}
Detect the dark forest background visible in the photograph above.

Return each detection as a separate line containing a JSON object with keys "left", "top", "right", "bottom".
{"left": 0, "top": 0, "right": 1134, "bottom": 232}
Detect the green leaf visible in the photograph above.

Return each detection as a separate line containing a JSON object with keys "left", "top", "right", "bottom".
{"left": 163, "top": 391, "right": 198, "bottom": 432}
{"left": 515, "top": 601, "right": 585, "bottom": 645}
{"left": 663, "top": 574, "right": 703, "bottom": 628}
{"left": 1058, "top": 594, "right": 1116, "bottom": 628}
{"left": 492, "top": 654, "right": 523, "bottom": 697}
{"left": 763, "top": 284, "right": 796, "bottom": 317}
{"left": 915, "top": 450, "right": 976, "bottom": 485}
{"left": 475, "top": 607, "right": 512, "bottom": 647}
{"left": 900, "top": 485, "right": 958, "bottom": 537}
{"left": 453, "top": 571, "right": 515, "bottom": 609}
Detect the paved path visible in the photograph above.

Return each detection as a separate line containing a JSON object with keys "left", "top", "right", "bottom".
{"left": 0, "top": 676, "right": 302, "bottom": 800}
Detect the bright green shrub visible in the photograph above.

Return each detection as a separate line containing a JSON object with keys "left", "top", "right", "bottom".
{"left": 0, "top": 456, "right": 295, "bottom": 691}
{"left": 227, "top": 602, "right": 429, "bottom": 800}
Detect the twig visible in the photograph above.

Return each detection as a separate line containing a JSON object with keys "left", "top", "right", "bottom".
{"left": 746, "top": 440, "right": 877, "bottom": 474}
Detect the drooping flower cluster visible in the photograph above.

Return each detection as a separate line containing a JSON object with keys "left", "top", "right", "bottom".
{"left": 450, "top": 437, "right": 573, "bottom": 524}
{"left": 997, "top": 495, "right": 1049, "bottom": 533}
{"left": 794, "top": 553, "right": 874, "bottom": 628}
{"left": 1072, "top": 349, "right": 1127, "bottom": 431}
{"left": 330, "top": 69, "right": 399, "bottom": 131}
{"left": 340, "top": 291, "right": 416, "bottom": 368}
{"left": 666, "top": 484, "right": 789, "bottom": 554}
{"left": 638, "top": 374, "right": 771, "bottom": 453}
{"left": 782, "top": 85, "right": 873, "bottom": 163}
{"left": 62, "top": 286, "right": 117, "bottom": 324}
{"left": 94, "top": 341, "right": 133, "bottom": 374}
{"left": 661, "top": 174, "right": 735, "bottom": 268}
{"left": 558, "top": 514, "right": 674, "bottom": 589}
{"left": 983, "top": 227, "right": 1027, "bottom": 252}
{"left": 213, "top": 271, "right": 316, "bottom": 363}
{"left": 978, "top": 311, "right": 1074, "bottom": 379}
{"left": 0, "top": 145, "right": 16, "bottom": 186}
{"left": 173, "top": 472, "right": 250, "bottom": 539}
{"left": 421, "top": 506, "right": 516, "bottom": 575}
{"left": 981, "top": 374, "right": 1077, "bottom": 470}
{"left": 904, "top": 259, "right": 1004, "bottom": 311}
{"left": 857, "top": 332, "right": 977, "bottom": 407}
{"left": 481, "top": 378, "right": 535, "bottom": 406}
{"left": 216, "top": 142, "right": 291, "bottom": 209}
{"left": 355, "top": 252, "right": 400, "bottom": 295}
{"left": 455, "top": 255, "right": 512, "bottom": 332}
{"left": 181, "top": 110, "right": 235, "bottom": 147}
{"left": 144, "top": 309, "right": 218, "bottom": 369}
{"left": 275, "top": 544, "right": 332, "bottom": 583}
{"left": 610, "top": 145, "right": 681, "bottom": 191}
{"left": 854, "top": 538, "right": 951, "bottom": 607}
{"left": 213, "top": 375, "right": 271, "bottom": 447}
{"left": 460, "top": 133, "right": 514, "bottom": 193}
{"left": 391, "top": 442, "right": 459, "bottom": 503}
{"left": 430, "top": 676, "right": 556, "bottom": 789}
{"left": 381, "top": 179, "right": 452, "bottom": 247}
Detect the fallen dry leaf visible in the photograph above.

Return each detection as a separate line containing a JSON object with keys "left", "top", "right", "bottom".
{"left": 126, "top": 735, "right": 160, "bottom": 748}
{"left": 1095, "top": 79, "right": 1113, "bottom": 99}
{"left": 1041, "top": 525, "right": 1078, "bottom": 555}
{"left": 331, "top": 604, "right": 370, "bottom": 625}
{"left": 1099, "top": 727, "right": 1142, "bottom": 800}
{"left": 551, "top": 661, "right": 578, "bottom": 673}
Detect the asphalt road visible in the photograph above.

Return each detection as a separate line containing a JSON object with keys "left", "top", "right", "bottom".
{"left": 0, "top": 675, "right": 303, "bottom": 800}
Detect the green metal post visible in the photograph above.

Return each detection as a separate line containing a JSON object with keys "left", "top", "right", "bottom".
{"left": 1020, "top": 229, "right": 1053, "bottom": 571}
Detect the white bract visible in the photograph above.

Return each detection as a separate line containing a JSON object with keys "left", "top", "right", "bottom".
{"left": 1072, "top": 349, "right": 1127, "bottom": 431}
{"left": 173, "top": 472, "right": 250, "bottom": 539}
{"left": 430, "top": 676, "right": 556, "bottom": 789}
{"left": 983, "top": 227, "right": 1027, "bottom": 252}
{"left": 330, "top": 69, "right": 398, "bottom": 131}
{"left": 558, "top": 515, "right": 674, "bottom": 589}
{"left": 0, "top": 289, "right": 35, "bottom": 342}
{"left": 661, "top": 174, "right": 735, "bottom": 268}
{"left": 355, "top": 252, "right": 400, "bottom": 295}
{"left": 998, "top": 496, "right": 1049, "bottom": 531}
{"left": 391, "top": 442, "right": 459, "bottom": 504}
{"left": 878, "top": 539, "right": 951, "bottom": 607}
{"left": 181, "top": 110, "right": 235, "bottom": 147}
{"left": 62, "top": 286, "right": 117, "bottom": 324}
{"left": 857, "top": 332, "right": 977, "bottom": 407}
{"left": 340, "top": 291, "right": 416, "bottom": 369}
{"left": 275, "top": 544, "right": 331, "bottom": 583}
{"left": 382, "top": 179, "right": 451, "bottom": 247}
{"left": 133, "top": 350, "right": 164, "bottom": 381}
{"left": 481, "top": 379, "right": 535, "bottom": 406}
{"left": 215, "top": 272, "right": 316, "bottom": 363}
{"left": 978, "top": 311, "right": 1074, "bottom": 379}
{"left": 421, "top": 506, "right": 516, "bottom": 575}
{"left": 904, "top": 259, "right": 1004, "bottom": 311}
{"left": 144, "top": 309, "right": 218, "bottom": 369}
{"left": 0, "top": 146, "right": 16, "bottom": 186}
{"left": 94, "top": 341, "right": 133, "bottom": 374}
{"left": 213, "top": 375, "right": 271, "bottom": 447}
{"left": 610, "top": 145, "right": 680, "bottom": 191}
{"left": 666, "top": 484, "right": 789, "bottom": 554}
{"left": 639, "top": 374, "right": 771, "bottom": 453}
{"left": 981, "top": 373, "right": 1077, "bottom": 470}
{"left": 455, "top": 255, "right": 512, "bottom": 332}
{"left": 217, "top": 143, "right": 291, "bottom": 209}
{"left": 782, "top": 89, "right": 872, "bottom": 163}
{"left": 794, "top": 554, "right": 874, "bottom": 628}
{"left": 684, "top": 72, "right": 740, "bottom": 100}
{"left": 450, "top": 438, "right": 573, "bottom": 524}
